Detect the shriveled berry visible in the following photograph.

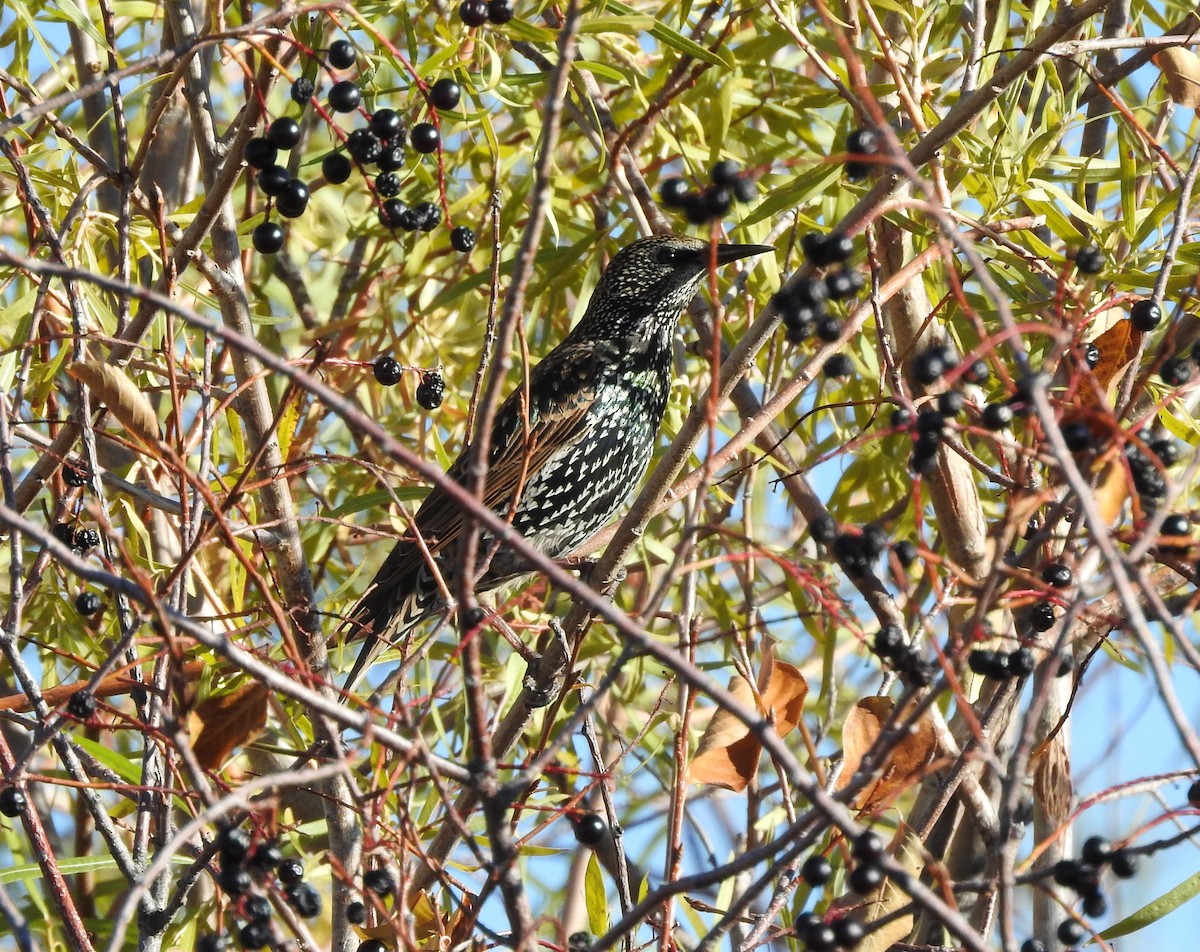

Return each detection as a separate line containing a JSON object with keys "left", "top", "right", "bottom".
{"left": 574, "top": 813, "right": 606, "bottom": 846}
{"left": 800, "top": 854, "right": 832, "bottom": 886}
{"left": 410, "top": 122, "right": 440, "bottom": 154}
{"left": 75, "top": 591, "right": 101, "bottom": 615}
{"left": 450, "top": 226, "right": 476, "bottom": 252}
{"left": 275, "top": 179, "right": 310, "bottom": 219}
{"left": 412, "top": 201, "right": 442, "bottom": 231}
{"left": 251, "top": 222, "right": 284, "bottom": 255}
{"left": 460, "top": 0, "right": 489, "bottom": 26}
{"left": 67, "top": 690, "right": 96, "bottom": 719}
{"left": 0, "top": 787, "right": 26, "bottom": 817}
{"left": 328, "top": 80, "right": 362, "bottom": 114}
{"left": 429, "top": 78, "right": 463, "bottom": 111}
{"left": 285, "top": 881, "right": 322, "bottom": 918}
{"left": 487, "top": 0, "right": 515, "bottom": 23}
{"left": 1031, "top": 601, "right": 1056, "bottom": 632}
{"left": 1130, "top": 299, "right": 1163, "bottom": 332}
{"left": 1075, "top": 245, "right": 1104, "bottom": 275}
{"left": 373, "top": 357, "right": 403, "bottom": 386}
{"left": 276, "top": 858, "right": 304, "bottom": 886}
{"left": 416, "top": 371, "right": 445, "bottom": 410}
{"left": 346, "top": 129, "right": 383, "bottom": 164}
{"left": 244, "top": 138, "right": 278, "bottom": 170}
{"left": 379, "top": 199, "right": 409, "bottom": 230}
{"left": 75, "top": 527, "right": 100, "bottom": 551}
{"left": 328, "top": 40, "right": 356, "bottom": 70}
{"left": 363, "top": 867, "right": 395, "bottom": 896}
{"left": 290, "top": 77, "right": 315, "bottom": 104}
{"left": 322, "top": 152, "right": 352, "bottom": 184}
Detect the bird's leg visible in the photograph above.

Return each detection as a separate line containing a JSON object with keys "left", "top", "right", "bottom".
{"left": 562, "top": 557, "right": 628, "bottom": 595}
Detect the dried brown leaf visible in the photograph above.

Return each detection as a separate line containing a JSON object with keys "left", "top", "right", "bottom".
{"left": 838, "top": 697, "right": 936, "bottom": 811}
{"left": 188, "top": 681, "right": 269, "bottom": 770}
{"left": 67, "top": 360, "right": 162, "bottom": 446}
{"left": 1092, "top": 458, "right": 1130, "bottom": 527}
{"left": 1155, "top": 47, "right": 1200, "bottom": 108}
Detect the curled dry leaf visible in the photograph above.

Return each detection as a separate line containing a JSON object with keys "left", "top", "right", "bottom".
{"left": 187, "top": 681, "right": 269, "bottom": 771}
{"left": 67, "top": 360, "right": 162, "bottom": 447}
{"left": 689, "top": 644, "right": 808, "bottom": 792}
{"left": 1154, "top": 47, "right": 1200, "bottom": 109}
{"left": 0, "top": 659, "right": 207, "bottom": 713}
{"left": 838, "top": 696, "right": 936, "bottom": 812}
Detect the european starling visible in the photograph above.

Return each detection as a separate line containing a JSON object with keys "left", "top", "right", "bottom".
{"left": 343, "top": 234, "right": 771, "bottom": 688}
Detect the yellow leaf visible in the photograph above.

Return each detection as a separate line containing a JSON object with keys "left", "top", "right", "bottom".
{"left": 1154, "top": 47, "right": 1200, "bottom": 108}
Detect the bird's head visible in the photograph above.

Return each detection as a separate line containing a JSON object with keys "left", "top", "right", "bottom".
{"left": 574, "top": 235, "right": 772, "bottom": 342}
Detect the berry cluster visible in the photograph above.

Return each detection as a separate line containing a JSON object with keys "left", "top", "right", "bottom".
{"left": 62, "top": 461, "right": 90, "bottom": 487}
{"left": 458, "top": 0, "right": 514, "bottom": 27}
{"left": 244, "top": 32, "right": 476, "bottom": 256}
{"left": 373, "top": 357, "right": 445, "bottom": 410}
{"left": 774, "top": 231, "right": 865, "bottom": 356}
{"left": 843, "top": 127, "right": 880, "bottom": 181}
{"left": 872, "top": 625, "right": 936, "bottom": 687}
{"left": 196, "top": 826, "right": 322, "bottom": 951}
{"left": 1158, "top": 337, "right": 1200, "bottom": 387}
{"left": 1041, "top": 834, "right": 1138, "bottom": 947}
{"left": 968, "top": 646, "right": 1036, "bottom": 680}
{"left": 790, "top": 835, "right": 886, "bottom": 950}
{"left": 659, "top": 161, "right": 757, "bottom": 225}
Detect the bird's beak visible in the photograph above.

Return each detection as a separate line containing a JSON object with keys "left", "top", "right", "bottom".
{"left": 715, "top": 243, "right": 774, "bottom": 265}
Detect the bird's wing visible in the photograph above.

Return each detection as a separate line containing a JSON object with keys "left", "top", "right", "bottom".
{"left": 346, "top": 339, "right": 625, "bottom": 640}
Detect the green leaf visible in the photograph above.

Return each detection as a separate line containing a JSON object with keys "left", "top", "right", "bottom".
{"left": 602, "top": 0, "right": 733, "bottom": 68}
{"left": 1102, "top": 869, "right": 1200, "bottom": 940}
{"left": 326, "top": 487, "right": 429, "bottom": 518}
{"left": 585, "top": 852, "right": 609, "bottom": 937}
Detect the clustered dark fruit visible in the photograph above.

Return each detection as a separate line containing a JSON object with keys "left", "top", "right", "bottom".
{"left": 774, "top": 233, "right": 864, "bottom": 351}
{"left": 416, "top": 370, "right": 445, "bottom": 410}
{"left": 892, "top": 539, "right": 917, "bottom": 567}
{"left": 659, "top": 160, "right": 757, "bottom": 225}
{"left": 830, "top": 524, "right": 888, "bottom": 577}
{"left": 844, "top": 126, "right": 880, "bottom": 181}
{"left": 800, "top": 854, "right": 832, "bottom": 887}
{"left": 1075, "top": 244, "right": 1105, "bottom": 275}
{"left": 75, "top": 590, "right": 102, "bottom": 615}
{"left": 872, "top": 625, "right": 936, "bottom": 687}
{"left": 363, "top": 867, "right": 395, "bottom": 896}
{"left": 573, "top": 812, "right": 607, "bottom": 846}
{"left": 52, "top": 522, "right": 100, "bottom": 553}
{"left": 63, "top": 462, "right": 90, "bottom": 487}
{"left": 1126, "top": 443, "right": 1168, "bottom": 504}
{"left": 969, "top": 646, "right": 1035, "bottom": 680}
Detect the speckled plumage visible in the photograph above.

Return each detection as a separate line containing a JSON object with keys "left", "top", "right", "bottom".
{"left": 343, "top": 235, "right": 771, "bottom": 688}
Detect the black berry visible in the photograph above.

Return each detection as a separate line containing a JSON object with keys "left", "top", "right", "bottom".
{"left": 460, "top": 0, "right": 489, "bottom": 26}
{"left": 847, "top": 127, "right": 880, "bottom": 155}
{"left": 846, "top": 863, "right": 883, "bottom": 893}
{"left": 1160, "top": 356, "right": 1192, "bottom": 386}
{"left": 660, "top": 176, "right": 689, "bottom": 207}
{"left": 1008, "top": 647, "right": 1036, "bottom": 677}
{"left": 410, "top": 122, "right": 440, "bottom": 154}
{"left": 938, "top": 390, "right": 965, "bottom": 416}
{"left": 322, "top": 152, "right": 352, "bottom": 184}
{"left": 218, "top": 826, "right": 251, "bottom": 863}
{"left": 810, "top": 514, "right": 836, "bottom": 543}
{"left": 196, "top": 935, "right": 230, "bottom": 952}
{"left": 219, "top": 867, "right": 252, "bottom": 896}
{"left": 893, "top": 540, "right": 917, "bottom": 567}
{"left": 275, "top": 179, "right": 310, "bottom": 219}
{"left": 1030, "top": 600, "right": 1056, "bottom": 632}
{"left": 824, "top": 353, "right": 852, "bottom": 379}
{"left": 732, "top": 177, "right": 756, "bottom": 203}
{"left": 875, "top": 625, "right": 905, "bottom": 657}
{"left": 981, "top": 402, "right": 1013, "bottom": 430}
{"left": 574, "top": 813, "right": 607, "bottom": 846}
{"left": 346, "top": 129, "right": 383, "bottom": 164}
{"left": 1075, "top": 245, "right": 1104, "bottom": 275}
{"left": 1149, "top": 437, "right": 1180, "bottom": 466}
{"left": 962, "top": 359, "right": 990, "bottom": 384}
{"left": 1042, "top": 563, "right": 1073, "bottom": 588}
{"left": 244, "top": 137, "right": 278, "bottom": 170}
{"left": 801, "top": 854, "right": 832, "bottom": 886}
{"left": 363, "top": 867, "right": 395, "bottom": 896}
{"left": 710, "top": 160, "right": 739, "bottom": 186}
{"left": 346, "top": 901, "right": 367, "bottom": 925}
{"left": 248, "top": 841, "right": 283, "bottom": 873}
{"left": 376, "top": 144, "right": 406, "bottom": 171}
{"left": 1083, "top": 891, "right": 1108, "bottom": 918}
{"left": 276, "top": 858, "right": 304, "bottom": 886}
{"left": 285, "top": 881, "right": 322, "bottom": 918}
{"left": 379, "top": 199, "right": 409, "bottom": 230}
{"left": 831, "top": 917, "right": 864, "bottom": 949}
{"left": 703, "top": 185, "right": 733, "bottom": 219}
{"left": 1019, "top": 941, "right": 1047, "bottom": 952}
{"left": 416, "top": 371, "right": 445, "bottom": 409}
{"left": 911, "top": 346, "right": 948, "bottom": 385}
{"left": 1061, "top": 421, "right": 1094, "bottom": 452}
{"left": 370, "top": 109, "right": 405, "bottom": 140}
{"left": 328, "top": 40, "right": 356, "bottom": 70}
{"left": 1109, "top": 849, "right": 1138, "bottom": 879}
{"left": 1083, "top": 342, "right": 1101, "bottom": 368}
{"left": 1130, "top": 299, "right": 1163, "bottom": 332}
{"left": 853, "top": 830, "right": 884, "bottom": 861}
{"left": 969, "top": 649, "right": 1010, "bottom": 679}
{"left": 0, "top": 787, "right": 26, "bottom": 817}
{"left": 244, "top": 894, "right": 273, "bottom": 923}
{"left": 267, "top": 118, "right": 301, "bottom": 151}
{"left": 487, "top": 0, "right": 515, "bottom": 23}
{"left": 374, "top": 357, "right": 403, "bottom": 386}
{"left": 375, "top": 172, "right": 400, "bottom": 197}
{"left": 251, "top": 222, "right": 284, "bottom": 255}
{"left": 430, "top": 78, "right": 463, "bottom": 111}
{"left": 1056, "top": 919, "right": 1085, "bottom": 945}
{"left": 815, "top": 316, "right": 841, "bottom": 343}
{"left": 237, "top": 922, "right": 270, "bottom": 950}
{"left": 801, "top": 231, "right": 853, "bottom": 267}
{"left": 257, "top": 165, "right": 290, "bottom": 197}
{"left": 358, "top": 942, "right": 387, "bottom": 952}
{"left": 63, "top": 462, "right": 89, "bottom": 487}
{"left": 67, "top": 690, "right": 96, "bottom": 719}
{"left": 328, "top": 80, "right": 362, "bottom": 114}
{"left": 75, "top": 591, "right": 101, "bottom": 615}
{"left": 824, "top": 268, "right": 863, "bottom": 300}
{"left": 75, "top": 527, "right": 100, "bottom": 551}
{"left": 450, "top": 226, "right": 476, "bottom": 252}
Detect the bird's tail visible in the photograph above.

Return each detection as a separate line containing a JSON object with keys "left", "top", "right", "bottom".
{"left": 341, "top": 563, "right": 444, "bottom": 695}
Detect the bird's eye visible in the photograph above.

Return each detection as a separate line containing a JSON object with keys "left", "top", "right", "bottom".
{"left": 657, "top": 247, "right": 680, "bottom": 265}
